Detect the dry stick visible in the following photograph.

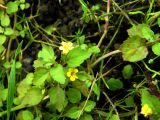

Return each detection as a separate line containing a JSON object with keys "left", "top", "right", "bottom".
{"left": 77, "top": 76, "right": 98, "bottom": 120}
{"left": 103, "top": 92, "right": 120, "bottom": 119}
{"left": 97, "top": 0, "right": 110, "bottom": 48}
{"left": 111, "top": 0, "right": 134, "bottom": 25}
{"left": 91, "top": 50, "right": 121, "bottom": 67}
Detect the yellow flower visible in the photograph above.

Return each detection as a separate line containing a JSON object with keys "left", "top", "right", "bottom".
{"left": 67, "top": 68, "right": 78, "bottom": 81}
{"left": 141, "top": 104, "right": 153, "bottom": 117}
{"left": 59, "top": 41, "right": 74, "bottom": 54}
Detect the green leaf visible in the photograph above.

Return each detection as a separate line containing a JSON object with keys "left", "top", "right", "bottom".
{"left": 141, "top": 89, "right": 160, "bottom": 113}
{"left": 106, "top": 78, "right": 123, "bottom": 91}
{"left": 65, "top": 106, "right": 81, "bottom": 119}
{"left": 16, "top": 110, "right": 34, "bottom": 120}
{"left": 67, "top": 88, "right": 81, "bottom": 103}
{"left": 20, "top": 4, "right": 25, "bottom": 10}
{"left": 80, "top": 100, "right": 96, "bottom": 112}
{"left": 0, "top": 35, "right": 6, "bottom": 45}
{"left": 6, "top": 2, "right": 19, "bottom": 14}
{"left": 1, "top": 14, "right": 10, "bottom": 27}
{"left": 38, "top": 44, "right": 55, "bottom": 64}
{"left": 21, "top": 87, "right": 43, "bottom": 106}
{"left": 66, "top": 45, "right": 99, "bottom": 67}
{"left": 17, "top": 73, "right": 33, "bottom": 98}
{"left": 124, "top": 96, "right": 134, "bottom": 107}
{"left": 45, "top": 25, "right": 56, "bottom": 35}
{"left": 50, "top": 64, "right": 66, "bottom": 84}
{"left": 80, "top": 114, "right": 93, "bottom": 120}
{"left": 93, "top": 83, "right": 100, "bottom": 100}
{"left": 0, "top": 88, "right": 8, "bottom": 101}
{"left": 0, "top": 45, "right": 5, "bottom": 54}
{"left": 122, "top": 64, "right": 133, "bottom": 79}
{"left": 7, "top": 43, "right": 22, "bottom": 120}
{"left": 0, "top": 26, "right": 4, "bottom": 33}
{"left": 33, "top": 68, "right": 49, "bottom": 87}
{"left": 120, "top": 36, "right": 148, "bottom": 62}
{"left": 77, "top": 71, "right": 91, "bottom": 81}
{"left": 152, "top": 42, "right": 160, "bottom": 56}
{"left": 49, "top": 87, "right": 66, "bottom": 112}
{"left": 4, "top": 27, "right": 14, "bottom": 36}
{"left": 127, "top": 24, "right": 155, "bottom": 42}
{"left": 158, "top": 18, "right": 160, "bottom": 27}
{"left": 72, "top": 81, "right": 89, "bottom": 97}
{"left": 108, "top": 114, "right": 120, "bottom": 120}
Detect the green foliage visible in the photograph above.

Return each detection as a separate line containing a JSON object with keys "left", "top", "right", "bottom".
{"left": 66, "top": 45, "right": 100, "bottom": 67}
{"left": 0, "top": 0, "right": 159, "bottom": 120}
{"left": 152, "top": 43, "right": 160, "bottom": 56}
{"left": 127, "top": 24, "right": 155, "bottom": 42}
{"left": 141, "top": 89, "right": 160, "bottom": 113}
{"left": 16, "top": 110, "right": 34, "bottom": 120}
{"left": 122, "top": 64, "right": 133, "bottom": 79}
{"left": 49, "top": 87, "right": 66, "bottom": 112}
{"left": 106, "top": 78, "right": 123, "bottom": 91}
{"left": 50, "top": 64, "right": 66, "bottom": 84}
{"left": 65, "top": 106, "right": 81, "bottom": 119}
{"left": 67, "top": 88, "right": 81, "bottom": 103}
{"left": 120, "top": 36, "right": 148, "bottom": 62}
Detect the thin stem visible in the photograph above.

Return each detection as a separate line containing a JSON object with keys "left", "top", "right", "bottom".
{"left": 111, "top": 0, "right": 134, "bottom": 25}
{"left": 103, "top": 92, "right": 120, "bottom": 119}
{"left": 91, "top": 50, "right": 121, "bottom": 67}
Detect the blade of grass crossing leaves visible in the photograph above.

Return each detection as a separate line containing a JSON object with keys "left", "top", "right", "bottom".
{"left": 7, "top": 42, "right": 22, "bottom": 120}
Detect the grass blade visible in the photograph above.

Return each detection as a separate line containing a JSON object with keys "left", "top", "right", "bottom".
{"left": 7, "top": 42, "right": 22, "bottom": 120}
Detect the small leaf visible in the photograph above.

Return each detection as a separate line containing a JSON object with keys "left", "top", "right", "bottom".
{"left": 6, "top": 1, "right": 19, "bottom": 14}
{"left": 122, "top": 64, "right": 133, "bottom": 79}
{"left": 20, "top": 4, "right": 25, "bottom": 10}
{"left": 50, "top": 64, "right": 66, "bottom": 84}
{"left": 152, "top": 42, "right": 160, "bottom": 56}
{"left": 124, "top": 96, "right": 134, "bottom": 107}
{"left": 67, "top": 88, "right": 81, "bottom": 103}
{"left": 17, "top": 73, "right": 33, "bottom": 98}
{"left": 65, "top": 106, "right": 81, "bottom": 119}
{"left": 127, "top": 24, "right": 155, "bottom": 42}
{"left": 0, "top": 45, "right": 5, "bottom": 54}
{"left": 106, "top": 78, "right": 123, "bottom": 91}
{"left": 21, "top": 87, "right": 43, "bottom": 106}
{"left": 33, "top": 68, "right": 49, "bottom": 86}
{"left": 45, "top": 25, "right": 56, "bottom": 35}
{"left": 4, "top": 27, "right": 14, "bottom": 36}
{"left": 16, "top": 110, "right": 34, "bottom": 120}
{"left": 120, "top": 36, "right": 148, "bottom": 62}
{"left": 93, "top": 83, "right": 100, "bottom": 100}
{"left": 49, "top": 87, "right": 66, "bottom": 112}
{"left": 66, "top": 45, "right": 99, "bottom": 67}
{"left": 1, "top": 14, "right": 10, "bottom": 27}
{"left": 38, "top": 44, "right": 55, "bottom": 64}
{"left": 0, "top": 35, "right": 6, "bottom": 45}
{"left": 80, "top": 114, "right": 93, "bottom": 120}
{"left": 80, "top": 100, "right": 96, "bottom": 112}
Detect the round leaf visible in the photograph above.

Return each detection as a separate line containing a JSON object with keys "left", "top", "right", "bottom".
{"left": 0, "top": 35, "right": 6, "bottom": 45}
{"left": 6, "top": 1, "right": 19, "bottom": 14}
{"left": 152, "top": 43, "right": 160, "bottom": 56}
{"left": 67, "top": 88, "right": 81, "bottom": 103}
{"left": 120, "top": 36, "right": 148, "bottom": 62}
{"left": 106, "top": 78, "right": 123, "bottom": 91}
{"left": 1, "top": 14, "right": 10, "bottom": 27}
{"left": 122, "top": 64, "right": 133, "bottom": 79}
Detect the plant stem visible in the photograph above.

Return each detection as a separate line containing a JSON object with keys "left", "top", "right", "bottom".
{"left": 91, "top": 50, "right": 121, "bottom": 67}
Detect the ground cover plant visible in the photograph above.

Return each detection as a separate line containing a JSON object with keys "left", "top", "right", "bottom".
{"left": 0, "top": 0, "right": 160, "bottom": 120}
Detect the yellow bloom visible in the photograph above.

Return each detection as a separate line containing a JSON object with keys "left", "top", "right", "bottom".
{"left": 59, "top": 41, "right": 74, "bottom": 54}
{"left": 67, "top": 68, "right": 78, "bottom": 81}
{"left": 141, "top": 104, "right": 153, "bottom": 117}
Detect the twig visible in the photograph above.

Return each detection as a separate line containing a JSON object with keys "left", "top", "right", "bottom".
{"left": 91, "top": 50, "right": 121, "bottom": 67}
